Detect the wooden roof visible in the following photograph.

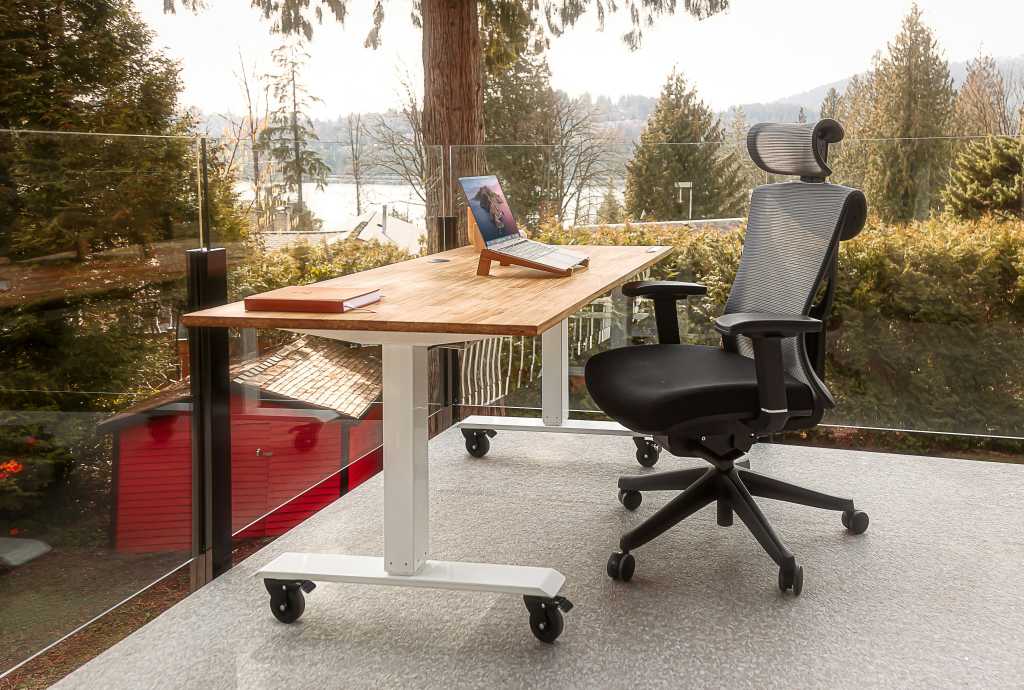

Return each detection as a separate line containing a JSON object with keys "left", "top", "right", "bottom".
{"left": 100, "top": 336, "right": 381, "bottom": 431}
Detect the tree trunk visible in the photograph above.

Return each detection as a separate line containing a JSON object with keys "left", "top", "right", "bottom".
{"left": 421, "top": 0, "right": 484, "bottom": 252}
{"left": 291, "top": 63, "right": 304, "bottom": 211}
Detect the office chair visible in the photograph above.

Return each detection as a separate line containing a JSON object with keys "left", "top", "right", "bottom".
{"left": 585, "top": 119, "right": 868, "bottom": 595}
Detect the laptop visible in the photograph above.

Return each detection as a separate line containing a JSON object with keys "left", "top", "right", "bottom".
{"left": 459, "top": 175, "right": 588, "bottom": 272}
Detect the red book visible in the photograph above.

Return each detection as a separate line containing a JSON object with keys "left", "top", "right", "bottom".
{"left": 244, "top": 286, "right": 381, "bottom": 313}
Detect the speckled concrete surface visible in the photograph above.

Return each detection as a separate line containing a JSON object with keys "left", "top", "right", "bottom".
{"left": 54, "top": 429, "right": 1024, "bottom": 689}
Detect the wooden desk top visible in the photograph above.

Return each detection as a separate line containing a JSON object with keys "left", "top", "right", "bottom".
{"left": 182, "top": 244, "right": 672, "bottom": 337}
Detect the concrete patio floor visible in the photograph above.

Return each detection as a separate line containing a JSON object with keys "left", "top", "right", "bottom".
{"left": 55, "top": 428, "right": 1024, "bottom": 689}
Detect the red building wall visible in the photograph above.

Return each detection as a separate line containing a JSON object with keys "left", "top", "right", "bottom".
{"left": 113, "top": 393, "right": 383, "bottom": 553}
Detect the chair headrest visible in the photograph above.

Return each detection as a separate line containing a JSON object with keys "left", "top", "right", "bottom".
{"left": 746, "top": 119, "right": 845, "bottom": 180}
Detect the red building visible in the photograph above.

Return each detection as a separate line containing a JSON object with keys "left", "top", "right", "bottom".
{"left": 100, "top": 337, "right": 383, "bottom": 553}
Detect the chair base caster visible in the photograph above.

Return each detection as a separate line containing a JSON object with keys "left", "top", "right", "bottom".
{"left": 265, "top": 579, "right": 316, "bottom": 623}
{"left": 633, "top": 437, "right": 660, "bottom": 467}
{"left": 842, "top": 509, "right": 869, "bottom": 535}
{"left": 618, "top": 489, "right": 642, "bottom": 511}
{"left": 461, "top": 428, "right": 496, "bottom": 458}
{"left": 607, "top": 551, "right": 635, "bottom": 582}
{"left": 778, "top": 564, "right": 804, "bottom": 596}
{"left": 523, "top": 595, "right": 572, "bottom": 643}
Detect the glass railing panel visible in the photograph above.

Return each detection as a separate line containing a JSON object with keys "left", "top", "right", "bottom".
{"left": 191, "top": 139, "right": 446, "bottom": 556}
{"left": 447, "top": 139, "right": 1024, "bottom": 458}
{"left": 0, "top": 129, "right": 202, "bottom": 678}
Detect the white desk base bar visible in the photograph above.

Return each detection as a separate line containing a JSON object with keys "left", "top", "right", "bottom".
{"left": 458, "top": 414, "right": 641, "bottom": 436}
{"left": 257, "top": 553, "right": 566, "bottom": 599}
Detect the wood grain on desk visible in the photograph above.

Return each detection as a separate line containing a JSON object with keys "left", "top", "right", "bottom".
{"left": 182, "top": 244, "right": 672, "bottom": 337}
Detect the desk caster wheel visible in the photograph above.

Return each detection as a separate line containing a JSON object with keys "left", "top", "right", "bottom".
{"left": 523, "top": 595, "right": 572, "bottom": 644}
{"left": 462, "top": 429, "right": 495, "bottom": 458}
{"left": 633, "top": 438, "right": 659, "bottom": 467}
{"left": 265, "top": 579, "right": 315, "bottom": 624}
{"left": 778, "top": 563, "right": 803, "bottom": 596}
{"left": 618, "top": 489, "right": 642, "bottom": 511}
{"left": 842, "top": 509, "right": 869, "bottom": 535}
{"left": 607, "top": 552, "right": 635, "bottom": 582}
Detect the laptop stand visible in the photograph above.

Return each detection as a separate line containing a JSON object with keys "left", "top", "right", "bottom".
{"left": 467, "top": 209, "right": 588, "bottom": 277}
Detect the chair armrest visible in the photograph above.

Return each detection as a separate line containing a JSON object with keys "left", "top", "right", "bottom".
{"left": 714, "top": 313, "right": 821, "bottom": 434}
{"left": 620, "top": 281, "right": 707, "bottom": 345}
{"left": 714, "top": 312, "right": 822, "bottom": 338}
{"left": 621, "top": 280, "right": 707, "bottom": 300}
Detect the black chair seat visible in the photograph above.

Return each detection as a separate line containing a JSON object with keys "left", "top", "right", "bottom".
{"left": 585, "top": 344, "right": 814, "bottom": 433}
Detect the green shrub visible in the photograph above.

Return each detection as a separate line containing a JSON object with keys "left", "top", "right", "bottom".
{"left": 537, "top": 216, "right": 1024, "bottom": 441}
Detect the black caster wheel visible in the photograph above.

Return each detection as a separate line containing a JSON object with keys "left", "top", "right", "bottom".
{"left": 618, "top": 489, "right": 642, "bottom": 511}
{"left": 265, "top": 579, "right": 315, "bottom": 623}
{"left": 778, "top": 564, "right": 804, "bottom": 596}
{"left": 842, "top": 509, "right": 869, "bottom": 535}
{"left": 607, "top": 551, "right": 635, "bottom": 582}
{"left": 523, "top": 595, "right": 572, "bottom": 644}
{"left": 633, "top": 438, "right": 660, "bottom": 467}
{"left": 462, "top": 429, "right": 495, "bottom": 458}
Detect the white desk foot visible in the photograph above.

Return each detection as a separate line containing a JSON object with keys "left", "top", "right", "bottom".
{"left": 257, "top": 553, "right": 573, "bottom": 643}
{"left": 458, "top": 415, "right": 662, "bottom": 466}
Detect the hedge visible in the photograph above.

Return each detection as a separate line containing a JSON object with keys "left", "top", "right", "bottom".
{"left": 535, "top": 216, "right": 1024, "bottom": 444}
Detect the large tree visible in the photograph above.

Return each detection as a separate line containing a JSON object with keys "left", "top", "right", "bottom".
{"left": 941, "top": 137, "right": 1023, "bottom": 220}
{"left": 1, "top": 0, "right": 196, "bottom": 259}
{"left": 624, "top": 70, "right": 745, "bottom": 221}
{"left": 955, "top": 54, "right": 1018, "bottom": 137}
{"left": 165, "top": 0, "right": 730, "bottom": 248}
{"left": 259, "top": 42, "right": 331, "bottom": 229}
{"left": 831, "top": 5, "right": 955, "bottom": 222}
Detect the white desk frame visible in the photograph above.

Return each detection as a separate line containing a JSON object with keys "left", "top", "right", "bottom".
{"left": 457, "top": 317, "right": 643, "bottom": 437}
{"left": 257, "top": 328, "right": 567, "bottom": 600}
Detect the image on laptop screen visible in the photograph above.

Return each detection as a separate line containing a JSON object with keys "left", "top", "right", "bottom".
{"left": 459, "top": 176, "right": 523, "bottom": 245}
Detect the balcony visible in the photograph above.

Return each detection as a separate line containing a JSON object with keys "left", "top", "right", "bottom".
{"left": 49, "top": 429, "right": 1024, "bottom": 688}
{"left": 1, "top": 128, "right": 1022, "bottom": 688}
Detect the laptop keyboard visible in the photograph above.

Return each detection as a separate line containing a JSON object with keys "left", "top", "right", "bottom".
{"left": 491, "top": 238, "right": 586, "bottom": 270}
{"left": 501, "top": 240, "right": 556, "bottom": 260}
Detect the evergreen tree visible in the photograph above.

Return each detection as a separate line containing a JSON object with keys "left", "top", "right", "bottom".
{"left": 861, "top": 4, "right": 956, "bottom": 221}
{"left": 625, "top": 70, "right": 744, "bottom": 221}
{"left": 727, "top": 106, "right": 762, "bottom": 204}
{"left": 955, "top": 54, "right": 1015, "bottom": 136}
{"left": 596, "top": 185, "right": 625, "bottom": 225}
{"left": 941, "top": 137, "right": 1023, "bottom": 220}
{"left": 0, "top": 0, "right": 195, "bottom": 259}
{"left": 483, "top": 50, "right": 557, "bottom": 226}
{"left": 819, "top": 87, "right": 842, "bottom": 120}
{"left": 259, "top": 42, "right": 331, "bottom": 229}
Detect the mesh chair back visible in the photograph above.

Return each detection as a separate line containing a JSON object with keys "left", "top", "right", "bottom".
{"left": 724, "top": 120, "right": 866, "bottom": 404}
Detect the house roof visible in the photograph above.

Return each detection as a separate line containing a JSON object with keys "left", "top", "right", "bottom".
{"left": 100, "top": 336, "right": 381, "bottom": 431}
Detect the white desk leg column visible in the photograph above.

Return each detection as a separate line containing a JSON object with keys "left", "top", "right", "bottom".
{"left": 542, "top": 319, "right": 569, "bottom": 426}
{"left": 382, "top": 344, "right": 429, "bottom": 575}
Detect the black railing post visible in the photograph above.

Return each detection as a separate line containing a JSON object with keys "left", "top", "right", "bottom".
{"left": 187, "top": 247, "right": 232, "bottom": 588}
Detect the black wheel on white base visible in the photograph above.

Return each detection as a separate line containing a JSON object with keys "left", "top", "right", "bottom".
{"left": 265, "top": 579, "right": 315, "bottom": 623}
{"left": 523, "top": 595, "right": 572, "bottom": 643}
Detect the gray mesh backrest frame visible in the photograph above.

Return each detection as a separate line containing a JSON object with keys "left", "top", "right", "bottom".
{"left": 725, "top": 120, "right": 867, "bottom": 413}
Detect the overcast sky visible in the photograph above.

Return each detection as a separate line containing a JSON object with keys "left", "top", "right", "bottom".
{"left": 134, "top": 0, "right": 1024, "bottom": 119}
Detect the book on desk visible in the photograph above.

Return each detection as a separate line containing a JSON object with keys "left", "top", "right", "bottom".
{"left": 244, "top": 285, "right": 380, "bottom": 313}
{"left": 460, "top": 175, "right": 588, "bottom": 277}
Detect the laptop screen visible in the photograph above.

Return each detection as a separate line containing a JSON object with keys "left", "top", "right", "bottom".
{"left": 459, "top": 176, "right": 523, "bottom": 246}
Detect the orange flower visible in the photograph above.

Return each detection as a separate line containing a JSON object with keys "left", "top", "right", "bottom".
{"left": 0, "top": 460, "right": 23, "bottom": 474}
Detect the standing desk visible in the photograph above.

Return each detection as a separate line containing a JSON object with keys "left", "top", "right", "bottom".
{"left": 183, "top": 243, "right": 671, "bottom": 641}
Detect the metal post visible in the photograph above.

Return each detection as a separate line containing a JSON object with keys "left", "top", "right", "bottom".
{"left": 199, "top": 137, "right": 212, "bottom": 249}
{"left": 187, "top": 247, "right": 232, "bottom": 589}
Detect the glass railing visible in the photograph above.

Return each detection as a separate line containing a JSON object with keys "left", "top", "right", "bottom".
{"left": 2, "top": 129, "right": 1020, "bottom": 683}
{"left": 0, "top": 129, "right": 202, "bottom": 681}
{"left": 449, "top": 138, "right": 1024, "bottom": 460}
{"left": 196, "top": 138, "right": 449, "bottom": 562}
